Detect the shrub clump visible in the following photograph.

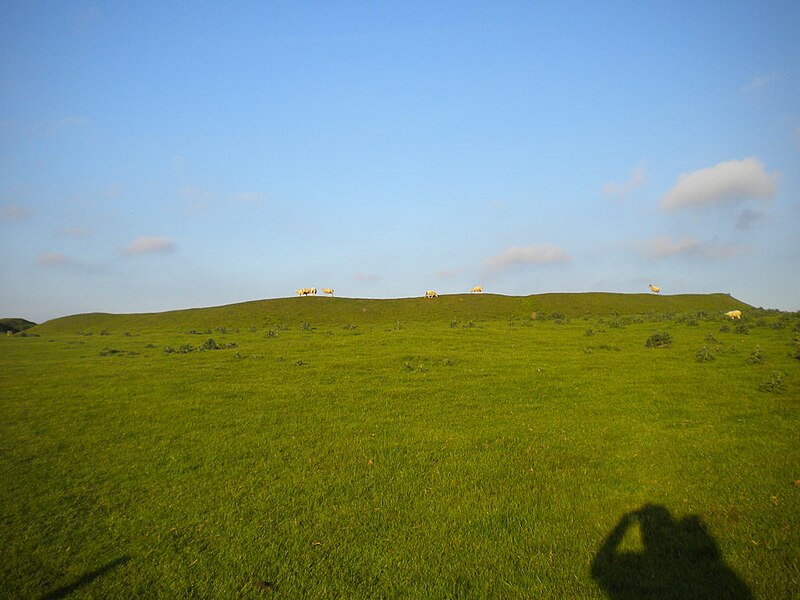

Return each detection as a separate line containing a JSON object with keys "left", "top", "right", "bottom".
{"left": 793, "top": 338, "right": 800, "bottom": 361}
{"left": 645, "top": 332, "right": 672, "bottom": 348}
{"left": 695, "top": 347, "right": 715, "bottom": 362}
{"left": 747, "top": 346, "right": 764, "bottom": 364}
{"left": 99, "top": 347, "right": 138, "bottom": 357}
{"left": 758, "top": 371, "right": 786, "bottom": 394}
{"left": 201, "top": 338, "right": 219, "bottom": 351}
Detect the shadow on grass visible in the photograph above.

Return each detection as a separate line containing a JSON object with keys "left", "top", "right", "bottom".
{"left": 39, "top": 555, "right": 130, "bottom": 600}
{"left": 591, "top": 504, "right": 752, "bottom": 600}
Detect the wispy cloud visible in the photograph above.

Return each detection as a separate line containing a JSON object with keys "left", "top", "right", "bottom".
{"left": 0, "top": 204, "right": 32, "bottom": 222}
{"left": 122, "top": 236, "right": 176, "bottom": 256}
{"left": 638, "top": 236, "right": 749, "bottom": 260}
{"left": 602, "top": 162, "right": 647, "bottom": 201}
{"left": 660, "top": 157, "right": 778, "bottom": 212}
{"left": 741, "top": 73, "right": 777, "bottom": 94}
{"left": 36, "top": 252, "right": 72, "bottom": 267}
{"left": 484, "top": 244, "right": 568, "bottom": 273}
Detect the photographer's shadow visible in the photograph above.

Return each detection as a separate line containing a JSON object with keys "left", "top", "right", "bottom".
{"left": 591, "top": 504, "right": 752, "bottom": 600}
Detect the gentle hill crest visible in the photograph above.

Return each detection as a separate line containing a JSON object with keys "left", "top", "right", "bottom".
{"left": 31, "top": 292, "right": 750, "bottom": 335}
{"left": 0, "top": 318, "right": 37, "bottom": 334}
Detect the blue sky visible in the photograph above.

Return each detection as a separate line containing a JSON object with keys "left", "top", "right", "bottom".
{"left": 2, "top": 1, "right": 799, "bottom": 322}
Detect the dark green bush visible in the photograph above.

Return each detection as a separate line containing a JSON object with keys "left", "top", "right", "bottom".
{"left": 645, "top": 332, "right": 672, "bottom": 348}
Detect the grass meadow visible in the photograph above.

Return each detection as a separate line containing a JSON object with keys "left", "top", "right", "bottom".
{"left": 1, "top": 293, "right": 798, "bottom": 598}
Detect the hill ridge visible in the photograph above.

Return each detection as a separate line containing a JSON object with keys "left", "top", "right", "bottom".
{"left": 29, "top": 292, "right": 751, "bottom": 335}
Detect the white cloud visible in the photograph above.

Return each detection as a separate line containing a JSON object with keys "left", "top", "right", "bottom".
{"left": 122, "top": 236, "right": 176, "bottom": 256}
{"left": 660, "top": 157, "right": 778, "bottom": 212}
{"left": 484, "top": 244, "right": 568, "bottom": 273}
{"left": 602, "top": 162, "right": 647, "bottom": 201}
{"left": 638, "top": 236, "right": 749, "bottom": 260}
{"left": 36, "top": 252, "right": 71, "bottom": 267}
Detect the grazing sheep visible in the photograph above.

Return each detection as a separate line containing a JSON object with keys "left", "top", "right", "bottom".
{"left": 724, "top": 310, "right": 742, "bottom": 320}
{"left": 471, "top": 286, "right": 483, "bottom": 293}
{"left": 425, "top": 290, "right": 439, "bottom": 299}
{"left": 649, "top": 284, "right": 661, "bottom": 294}
{"left": 295, "top": 289, "right": 305, "bottom": 296}
{"left": 322, "top": 288, "right": 334, "bottom": 296}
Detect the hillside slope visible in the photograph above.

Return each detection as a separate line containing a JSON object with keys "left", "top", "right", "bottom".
{"left": 31, "top": 292, "right": 750, "bottom": 335}
{"left": 0, "top": 318, "right": 37, "bottom": 334}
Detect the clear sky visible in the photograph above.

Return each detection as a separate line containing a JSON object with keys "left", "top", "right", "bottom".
{"left": 2, "top": 1, "right": 799, "bottom": 323}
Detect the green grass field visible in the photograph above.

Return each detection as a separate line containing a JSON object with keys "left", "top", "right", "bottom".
{"left": 1, "top": 293, "right": 798, "bottom": 598}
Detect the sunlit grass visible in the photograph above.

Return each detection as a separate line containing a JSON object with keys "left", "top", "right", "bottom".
{"left": 1, "top": 295, "right": 798, "bottom": 598}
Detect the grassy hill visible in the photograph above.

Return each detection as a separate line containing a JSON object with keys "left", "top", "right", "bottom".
{"left": 4, "top": 291, "right": 795, "bottom": 598}
{"left": 31, "top": 292, "right": 749, "bottom": 335}
{"left": 0, "top": 317, "right": 37, "bottom": 334}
